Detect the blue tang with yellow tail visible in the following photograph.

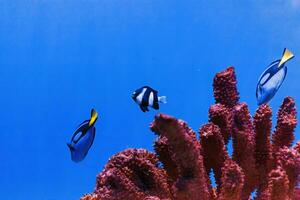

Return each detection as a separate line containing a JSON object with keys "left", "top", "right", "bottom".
{"left": 256, "top": 48, "right": 295, "bottom": 105}
{"left": 67, "top": 109, "right": 98, "bottom": 162}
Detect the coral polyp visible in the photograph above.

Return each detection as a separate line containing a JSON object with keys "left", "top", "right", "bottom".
{"left": 81, "top": 67, "right": 300, "bottom": 200}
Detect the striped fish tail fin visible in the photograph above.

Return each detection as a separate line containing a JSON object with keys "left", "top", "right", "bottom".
{"left": 158, "top": 96, "right": 167, "bottom": 104}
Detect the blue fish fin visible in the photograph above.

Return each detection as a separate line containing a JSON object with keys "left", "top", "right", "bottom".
{"left": 67, "top": 143, "right": 75, "bottom": 151}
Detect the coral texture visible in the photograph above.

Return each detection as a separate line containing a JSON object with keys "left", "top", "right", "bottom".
{"left": 81, "top": 67, "right": 300, "bottom": 200}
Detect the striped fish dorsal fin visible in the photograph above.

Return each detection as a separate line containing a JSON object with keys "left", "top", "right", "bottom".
{"left": 278, "top": 48, "right": 294, "bottom": 68}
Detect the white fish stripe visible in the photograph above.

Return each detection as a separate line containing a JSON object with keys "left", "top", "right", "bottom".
{"left": 149, "top": 91, "right": 154, "bottom": 106}
{"left": 136, "top": 88, "right": 147, "bottom": 104}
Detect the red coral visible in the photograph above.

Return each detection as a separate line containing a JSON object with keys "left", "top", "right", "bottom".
{"left": 272, "top": 97, "right": 297, "bottom": 152}
{"left": 151, "top": 114, "right": 211, "bottom": 200}
{"left": 213, "top": 66, "right": 239, "bottom": 108}
{"left": 144, "top": 197, "right": 162, "bottom": 200}
{"left": 232, "top": 103, "right": 257, "bottom": 199}
{"left": 92, "top": 149, "right": 171, "bottom": 200}
{"left": 209, "top": 104, "right": 232, "bottom": 144}
{"left": 276, "top": 147, "right": 300, "bottom": 199}
{"left": 199, "top": 123, "right": 229, "bottom": 193}
{"left": 154, "top": 136, "right": 179, "bottom": 184}
{"left": 294, "top": 142, "right": 300, "bottom": 154}
{"left": 295, "top": 188, "right": 300, "bottom": 199}
{"left": 257, "top": 166, "right": 290, "bottom": 200}
{"left": 81, "top": 194, "right": 99, "bottom": 200}
{"left": 219, "top": 159, "right": 245, "bottom": 200}
{"left": 81, "top": 67, "right": 300, "bottom": 200}
{"left": 253, "top": 104, "right": 273, "bottom": 189}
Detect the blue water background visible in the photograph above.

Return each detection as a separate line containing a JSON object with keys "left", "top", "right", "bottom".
{"left": 1, "top": 1, "right": 300, "bottom": 199}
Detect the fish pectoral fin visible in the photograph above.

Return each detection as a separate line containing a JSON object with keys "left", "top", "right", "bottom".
{"left": 278, "top": 48, "right": 294, "bottom": 67}
{"left": 67, "top": 143, "right": 75, "bottom": 151}
{"left": 89, "top": 108, "right": 98, "bottom": 127}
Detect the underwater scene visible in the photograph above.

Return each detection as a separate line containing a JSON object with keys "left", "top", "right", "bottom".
{"left": 1, "top": 1, "right": 300, "bottom": 200}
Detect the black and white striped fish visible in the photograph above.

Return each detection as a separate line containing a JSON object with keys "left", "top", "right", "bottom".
{"left": 132, "top": 86, "right": 167, "bottom": 112}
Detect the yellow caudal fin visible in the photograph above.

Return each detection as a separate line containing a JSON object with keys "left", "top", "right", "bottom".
{"left": 89, "top": 108, "right": 98, "bottom": 127}
{"left": 278, "top": 48, "right": 294, "bottom": 68}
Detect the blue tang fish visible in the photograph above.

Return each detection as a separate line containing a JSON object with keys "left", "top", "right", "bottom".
{"left": 256, "top": 48, "right": 294, "bottom": 105}
{"left": 67, "top": 109, "right": 98, "bottom": 162}
{"left": 132, "top": 86, "right": 167, "bottom": 112}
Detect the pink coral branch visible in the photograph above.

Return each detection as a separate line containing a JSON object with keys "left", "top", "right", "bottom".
{"left": 255, "top": 166, "right": 290, "bottom": 200}
{"left": 253, "top": 104, "right": 273, "bottom": 189}
{"left": 272, "top": 97, "right": 297, "bottom": 152}
{"left": 213, "top": 66, "right": 239, "bottom": 108}
{"left": 294, "top": 141, "right": 300, "bottom": 154}
{"left": 80, "top": 194, "right": 99, "bottom": 200}
{"left": 199, "top": 123, "right": 229, "bottom": 192}
{"left": 95, "top": 167, "right": 144, "bottom": 199}
{"left": 144, "top": 196, "right": 162, "bottom": 200}
{"left": 295, "top": 188, "right": 300, "bottom": 199}
{"left": 219, "top": 159, "right": 245, "bottom": 200}
{"left": 151, "top": 114, "right": 211, "bottom": 200}
{"left": 94, "top": 149, "right": 171, "bottom": 200}
{"left": 209, "top": 104, "right": 232, "bottom": 144}
{"left": 232, "top": 103, "right": 257, "bottom": 199}
{"left": 267, "top": 167, "right": 290, "bottom": 200}
{"left": 154, "top": 136, "right": 179, "bottom": 184}
{"left": 276, "top": 147, "right": 300, "bottom": 199}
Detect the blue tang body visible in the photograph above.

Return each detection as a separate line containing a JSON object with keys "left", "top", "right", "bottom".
{"left": 67, "top": 109, "right": 98, "bottom": 162}
{"left": 256, "top": 48, "right": 294, "bottom": 105}
{"left": 256, "top": 60, "right": 287, "bottom": 105}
